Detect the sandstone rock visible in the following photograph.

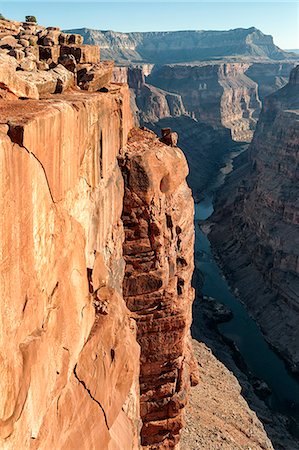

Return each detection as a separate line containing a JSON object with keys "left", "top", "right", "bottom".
{"left": 78, "top": 61, "right": 114, "bottom": 91}
{"left": 8, "top": 48, "right": 25, "bottom": 61}
{"left": 0, "top": 54, "right": 39, "bottom": 99}
{"left": 0, "top": 34, "right": 18, "bottom": 48}
{"left": 60, "top": 44, "right": 100, "bottom": 64}
{"left": 18, "top": 64, "right": 75, "bottom": 95}
{"left": 64, "top": 27, "right": 297, "bottom": 63}
{"left": 41, "top": 31, "right": 61, "bottom": 47}
{"left": 121, "top": 128, "right": 198, "bottom": 448}
{"left": 61, "top": 33, "right": 84, "bottom": 45}
{"left": 19, "top": 57, "right": 37, "bottom": 72}
{"left": 36, "top": 60, "right": 49, "bottom": 70}
{"left": 0, "top": 82, "right": 138, "bottom": 449}
{"left": 19, "top": 38, "right": 29, "bottom": 47}
{"left": 147, "top": 63, "right": 262, "bottom": 142}
{"left": 160, "top": 127, "right": 178, "bottom": 146}
{"left": 39, "top": 45, "right": 60, "bottom": 63}
{"left": 58, "top": 53, "right": 77, "bottom": 72}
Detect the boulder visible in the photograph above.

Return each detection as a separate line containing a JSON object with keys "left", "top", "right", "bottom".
{"left": 8, "top": 48, "right": 25, "bottom": 61}
{"left": 0, "top": 34, "right": 18, "bottom": 48}
{"left": 19, "top": 38, "right": 29, "bottom": 47}
{"left": 78, "top": 61, "right": 114, "bottom": 91}
{"left": 19, "top": 57, "right": 37, "bottom": 72}
{"left": 58, "top": 53, "right": 77, "bottom": 73}
{"left": 39, "top": 45, "right": 60, "bottom": 64}
{"left": 160, "top": 127, "right": 178, "bottom": 147}
{"left": 0, "top": 54, "right": 39, "bottom": 99}
{"left": 18, "top": 64, "right": 75, "bottom": 95}
{"left": 60, "top": 44, "right": 100, "bottom": 64}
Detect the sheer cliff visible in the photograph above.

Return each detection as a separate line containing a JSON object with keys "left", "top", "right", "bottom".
{"left": 0, "top": 19, "right": 198, "bottom": 449}
{"left": 0, "top": 17, "right": 275, "bottom": 449}
{"left": 209, "top": 65, "right": 299, "bottom": 372}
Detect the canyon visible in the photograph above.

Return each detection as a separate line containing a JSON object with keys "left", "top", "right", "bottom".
{"left": 1, "top": 15, "right": 298, "bottom": 450}
{"left": 0, "top": 18, "right": 197, "bottom": 449}
{"left": 209, "top": 65, "right": 299, "bottom": 374}
{"left": 109, "top": 55, "right": 298, "bottom": 199}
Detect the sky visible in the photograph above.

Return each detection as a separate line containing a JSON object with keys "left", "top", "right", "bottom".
{"left": 0, "top": 1, "right": 298, "bottom": 49}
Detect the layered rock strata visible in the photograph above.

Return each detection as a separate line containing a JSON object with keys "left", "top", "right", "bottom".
{"left": 209, "top": 65, "right": 299, "bottom": 371}
{"left": 67, "top": 27, "right": 297, "bottom": 64}
{"left": 245, "top": 61, "right": 298, "bottom": 100}
{"left": 120, "top": 128, "right": 199, "bottom": 448}
{"left": 147, "top": 63, "right": 262, "bottom": 142}
{"left": 0, "top": 18, "right": 199, "bottom": 449}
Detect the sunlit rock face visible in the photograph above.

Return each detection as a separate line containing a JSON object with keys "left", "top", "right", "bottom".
{"left": 209, "top": 65, "right": 299, "bottom": 372}
{"left": 120, "top": 128, "right": 199, "bottom": 448}
{"left": 0, "top": 18, "right": 200, "bottom": 450}
{"left": 0, "top": 83, "right": 143, "bottom": 449}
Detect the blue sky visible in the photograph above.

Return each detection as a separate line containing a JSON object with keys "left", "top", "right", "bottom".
{"left": 1, "top": 1, "right": 298, "bottom": 48}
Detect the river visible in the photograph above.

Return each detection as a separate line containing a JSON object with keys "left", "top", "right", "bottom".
{"left": 193, "top": 147, "right": 299, "bottom": 433}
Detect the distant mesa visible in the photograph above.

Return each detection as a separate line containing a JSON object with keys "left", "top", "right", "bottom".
{"left": 64, "top": 27, "right": 298, "bottom": 64}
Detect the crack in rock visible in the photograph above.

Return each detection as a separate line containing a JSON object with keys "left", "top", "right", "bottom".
{"left": 73, "top": 363, "right": 109, "bottom": 430}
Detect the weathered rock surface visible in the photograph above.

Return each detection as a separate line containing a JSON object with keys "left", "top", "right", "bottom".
{"left": 0, "top": 54, "right": 39, "bottom": 99}
{"left": 181, "top": 340, "right": 274, "bottom": 450}
{"left": 0, "top": 82, "right": 142, "bottom": 449}
{"left": 0, "top": 17, "right": 202, "bottom": 450}
{"left": 147, "top": 63, "right": 262, "bottom": 142}
{"left": 0, "top": 18, "right": 113, "bottom": 99}
{"left": 120, "top": 128, "right": 199, "bottom": 448}
{"left": 209, "top": 65, "right": 299, "bottom": 372}
{"left": 66, "top": 27, "right": 297, "bottom": 64}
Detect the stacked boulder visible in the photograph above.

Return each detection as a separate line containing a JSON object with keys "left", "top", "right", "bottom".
{"left": 0, "top": 18, "right": 114, "bottom": 98}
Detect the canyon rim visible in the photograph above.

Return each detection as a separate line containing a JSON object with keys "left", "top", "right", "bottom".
{"left": 0, "top": 5, "right": 299, "bottom": 450}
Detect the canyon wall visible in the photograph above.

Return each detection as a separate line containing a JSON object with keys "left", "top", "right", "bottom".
{"left": 209, "top": 65, "right": 299, "bottom": 372}
{"left": 245, "top": 61, "right": 298, "bottom": 100}
{"left": 147, "top": 63, "right": 262, "bottom": 142}
{"left": 67, "top": 27, "right": 297, "bottom": 64}
{"left": 0, "top": 19, "right": 197, "bottom": 449}
{"left": 0, "top": 83, "right": 141, "bottom": 450}
{"left": 0, "top": 17, "right": 283, "bottom": 450}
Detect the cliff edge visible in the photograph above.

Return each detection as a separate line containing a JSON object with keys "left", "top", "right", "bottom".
{"left": 0, "top": 17, "right": 275, "bottom": 449}
{"left": 0, "top": 18, "right": 197, "bottom": 449}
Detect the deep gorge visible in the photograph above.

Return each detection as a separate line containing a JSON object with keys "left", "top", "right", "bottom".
{"left": 1, "top": 16, "right": 299, "bottom": 450}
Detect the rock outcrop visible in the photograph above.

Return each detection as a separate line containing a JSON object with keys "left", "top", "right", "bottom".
{"left": 0, "top": 83, "right": 140, "bottom": 449}
{"left": 0, "top": 18, "right": 113, "bottom": 98}
{"left": 120, "top": 128, "right": 199, "bottom": 448}
{"left": 0, "top": 18, "right": 199, "bottom": 450}
{"left": 66, "top": 27, "right": 297, "bottom": 64}
{"left": 209, "top": 65, "right": 299, "bottom": 372}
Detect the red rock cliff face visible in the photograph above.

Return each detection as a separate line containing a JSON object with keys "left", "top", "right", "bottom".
{"left": 0, "top": 19, "right": 197, "bottom": 449}
{"left": 0, "top": 85, "right": 142, "bottom": 449}
{"left": 120, "top": 129, "right": 198, "bottom": 448}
